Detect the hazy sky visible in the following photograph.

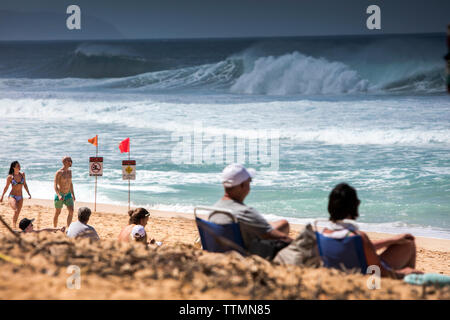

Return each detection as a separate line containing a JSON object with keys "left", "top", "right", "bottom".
{"left": 0, "top": 0, "right": 449, "bottom": 40}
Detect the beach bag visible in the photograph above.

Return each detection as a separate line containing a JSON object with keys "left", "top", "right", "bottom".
{"left": 273, "top": 223, "right": 321, "bottom": 267}
{"left": 247, "top": 238, "right": 289, "bottom": 260}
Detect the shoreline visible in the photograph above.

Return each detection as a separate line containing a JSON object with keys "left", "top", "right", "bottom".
{"left": 19, "top": 194, "right": 450, "bottom": 241}
{"left": 15, "top": 198, "right": 450, "bottom": 253}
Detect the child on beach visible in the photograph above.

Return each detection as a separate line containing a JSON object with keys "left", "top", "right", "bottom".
{"left": 130, "top": 225, "right": 147, "bottom": 243}
{"left": 118, "top": 208, "right": 150, "bottom": 242}
{"left": 0, "top": 161, "right": 32, "bottom": 229}
{"left": 118, "top": 208, "right": 148, "bottom": 241}
{"left": 118, "top": 208, "right": 161, "bottom": 246}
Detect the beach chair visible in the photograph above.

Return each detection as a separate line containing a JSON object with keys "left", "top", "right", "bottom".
{"left": 194, "top": 206, "right": 247, "bottom": 256}
{"left": 313, "top": 219, "right": 368, "bottom": 274}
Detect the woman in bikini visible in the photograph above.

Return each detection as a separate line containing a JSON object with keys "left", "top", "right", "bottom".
{"left": 0, "top": 161, "right": 32, "bottom": 229}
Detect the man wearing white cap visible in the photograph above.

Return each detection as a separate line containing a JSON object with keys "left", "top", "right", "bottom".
{"left": 210, "top": 164, "right": 292, "bottom": 259}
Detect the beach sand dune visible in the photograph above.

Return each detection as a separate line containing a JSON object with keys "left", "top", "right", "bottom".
{"left": 0, "top": 200, "right": 449, "bottom": 300}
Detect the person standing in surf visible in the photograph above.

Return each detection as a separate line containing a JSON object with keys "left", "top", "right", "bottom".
{"left": 0, "top": 161, "right": 32, "bottom": 229}
{"left": 53, "top": 156, "right": 76, "bottom": 228}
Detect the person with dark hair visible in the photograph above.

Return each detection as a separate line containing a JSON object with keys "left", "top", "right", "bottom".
{"left": 19, "top": 217, "right": 65, "bottom": 234}
{"left": 327, "top": 183, "right": 360, "bottom": 221}
{"left": 322, "top": 183, "right": 422, "bottom": 278}
{"left": 118, "top": 208, "right": 151, "bottom": 243}
{"left": 1, "top": 161, "right": 32, "bottom": 229}
{"left": 66, "top": 207, "right": 100, "bottom": 240}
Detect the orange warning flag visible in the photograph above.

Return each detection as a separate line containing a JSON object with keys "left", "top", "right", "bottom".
{"left": 88, "top": 135, "right": 98, "bottom": 147}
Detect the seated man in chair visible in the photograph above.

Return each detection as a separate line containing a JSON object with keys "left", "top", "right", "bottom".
{"left": 209, "top": 164, "right": 292, "bottom": 259}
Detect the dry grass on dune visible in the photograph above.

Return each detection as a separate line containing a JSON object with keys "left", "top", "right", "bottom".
{"left": 0, "top": 232, "right": 449, "bottom": 300}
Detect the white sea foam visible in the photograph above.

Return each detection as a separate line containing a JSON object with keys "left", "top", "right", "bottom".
{"left": 262, "top": 214, "right": 450, "bottom": 240}
{"left": 74, "top": 43, "right": 143, "bottom": 59}
{"left": 100, "top": 183, "right": 178, "bottom": 193}
{"left": 231, "top": 52, "right": 369, "bottom": 95}
{"left": 1, "top": 97, "right": 449, "bottom": 146}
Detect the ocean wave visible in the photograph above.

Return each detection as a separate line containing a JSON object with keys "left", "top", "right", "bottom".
{"left": 380, "top": 67, "right": 445, "bottom": 93}
{"left": 94, "top": 51, "right": 371, "bottom": 95}
{"left": 74, "top": 43, "right": 144, "bottom": 60}
{"left": 62, "top": 44, "right": 153, "bottom": 78}
{"left": 1, "top": 37, "right": 446, "bottom": 94}
{"left": 230, "top": 52, "right": 369, "bottom": 95}
{"left": 1, "top": 97, "right": 449, "bottom": 146}
{"left": 96, "top": 58, "right": 243, "bottom": 90}
{"left": 281, "top": 128, "right": 450, "bottom": 146}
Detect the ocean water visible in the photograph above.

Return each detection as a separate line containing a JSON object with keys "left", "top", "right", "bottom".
{"left": 0, "top": 34, "right": 449, "bottom": 239}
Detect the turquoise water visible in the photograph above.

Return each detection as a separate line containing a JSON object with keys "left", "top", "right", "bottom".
{"left": 0, "top": 35, "right": 449, "bottom": 238}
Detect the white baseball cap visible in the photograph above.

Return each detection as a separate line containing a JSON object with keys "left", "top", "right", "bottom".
{"left": 221, "top": 163, "right": 256, "bottom": 188}
{"left": 131, "top": 225, "right": 146, "bottom": 239}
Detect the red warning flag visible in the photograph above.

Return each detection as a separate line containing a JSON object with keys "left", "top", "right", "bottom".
{"left": 119, "top": 137, "right": 130, "bottom": 153}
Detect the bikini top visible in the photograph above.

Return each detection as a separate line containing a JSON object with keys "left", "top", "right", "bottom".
{"left": 11, "top": 174, "right": 24, "bottom": 186}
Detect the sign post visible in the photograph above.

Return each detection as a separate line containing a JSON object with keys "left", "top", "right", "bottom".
{"left": 118, "top": 137, "right": 133, "bottom": 211}
{"left": 122, "top": 159, "right": 136, "bottom": 211}
{"left": 89, "top": 156, "right": 103, "bottom": 212}
{"left": 88, "top": 135, "right": 101, "bottom": 212}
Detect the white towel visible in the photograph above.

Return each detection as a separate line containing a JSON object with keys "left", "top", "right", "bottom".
{"left": 321, "top": 220, "right": 359, "bottom": 239}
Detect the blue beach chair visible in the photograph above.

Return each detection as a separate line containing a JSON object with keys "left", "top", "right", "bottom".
{"left": 194, "top": 206, "right": 247, "bottom": 256}
{"left": 313, "top": 220, "right": 368, "bottom": 274}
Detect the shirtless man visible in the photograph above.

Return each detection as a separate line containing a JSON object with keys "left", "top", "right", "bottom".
{"left": 53, "top": 156, "right": 76, "bottom": 228}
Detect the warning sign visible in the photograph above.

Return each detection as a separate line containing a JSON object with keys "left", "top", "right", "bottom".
{"left": 89, "top": 157, "right": 103, "bottom": 176}
{"left": 122, "top": 160, "right": 136, "bottom": 180}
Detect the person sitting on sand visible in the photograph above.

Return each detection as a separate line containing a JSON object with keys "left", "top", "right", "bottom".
{"left": 0, "top": 161, "right": 32, "bottom": 229}
{"left": 66, "top": 207, "right": 100, "bottom": 240}
{"left": 19, "top": 218, "right": 65, "bottom": 234}
{"left": 209, "top": 164, "right": 292, "bottom": 259}
{"left": 118, "top": 208, "right": 151, "bottom": 243}
{"left": 130, "top": 225, "right": 147, "bottom": 243}
{"left": 322, "top": 183, "right": 422, "bottom": 278}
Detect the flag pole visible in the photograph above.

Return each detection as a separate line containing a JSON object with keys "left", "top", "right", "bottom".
{"left": 128, "top": 141, "right": 131, "bottom": 212}
{"left": 95, "top": 138, "right": 98, "bottom": 213}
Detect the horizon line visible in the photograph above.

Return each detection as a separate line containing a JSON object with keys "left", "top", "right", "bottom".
{"left": 0, "top": 31, "right": 446, "bottom": 42}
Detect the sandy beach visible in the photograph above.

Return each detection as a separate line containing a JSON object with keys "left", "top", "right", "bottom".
{"left": 0, "top": 198, "right": 449, "bottom": 300}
